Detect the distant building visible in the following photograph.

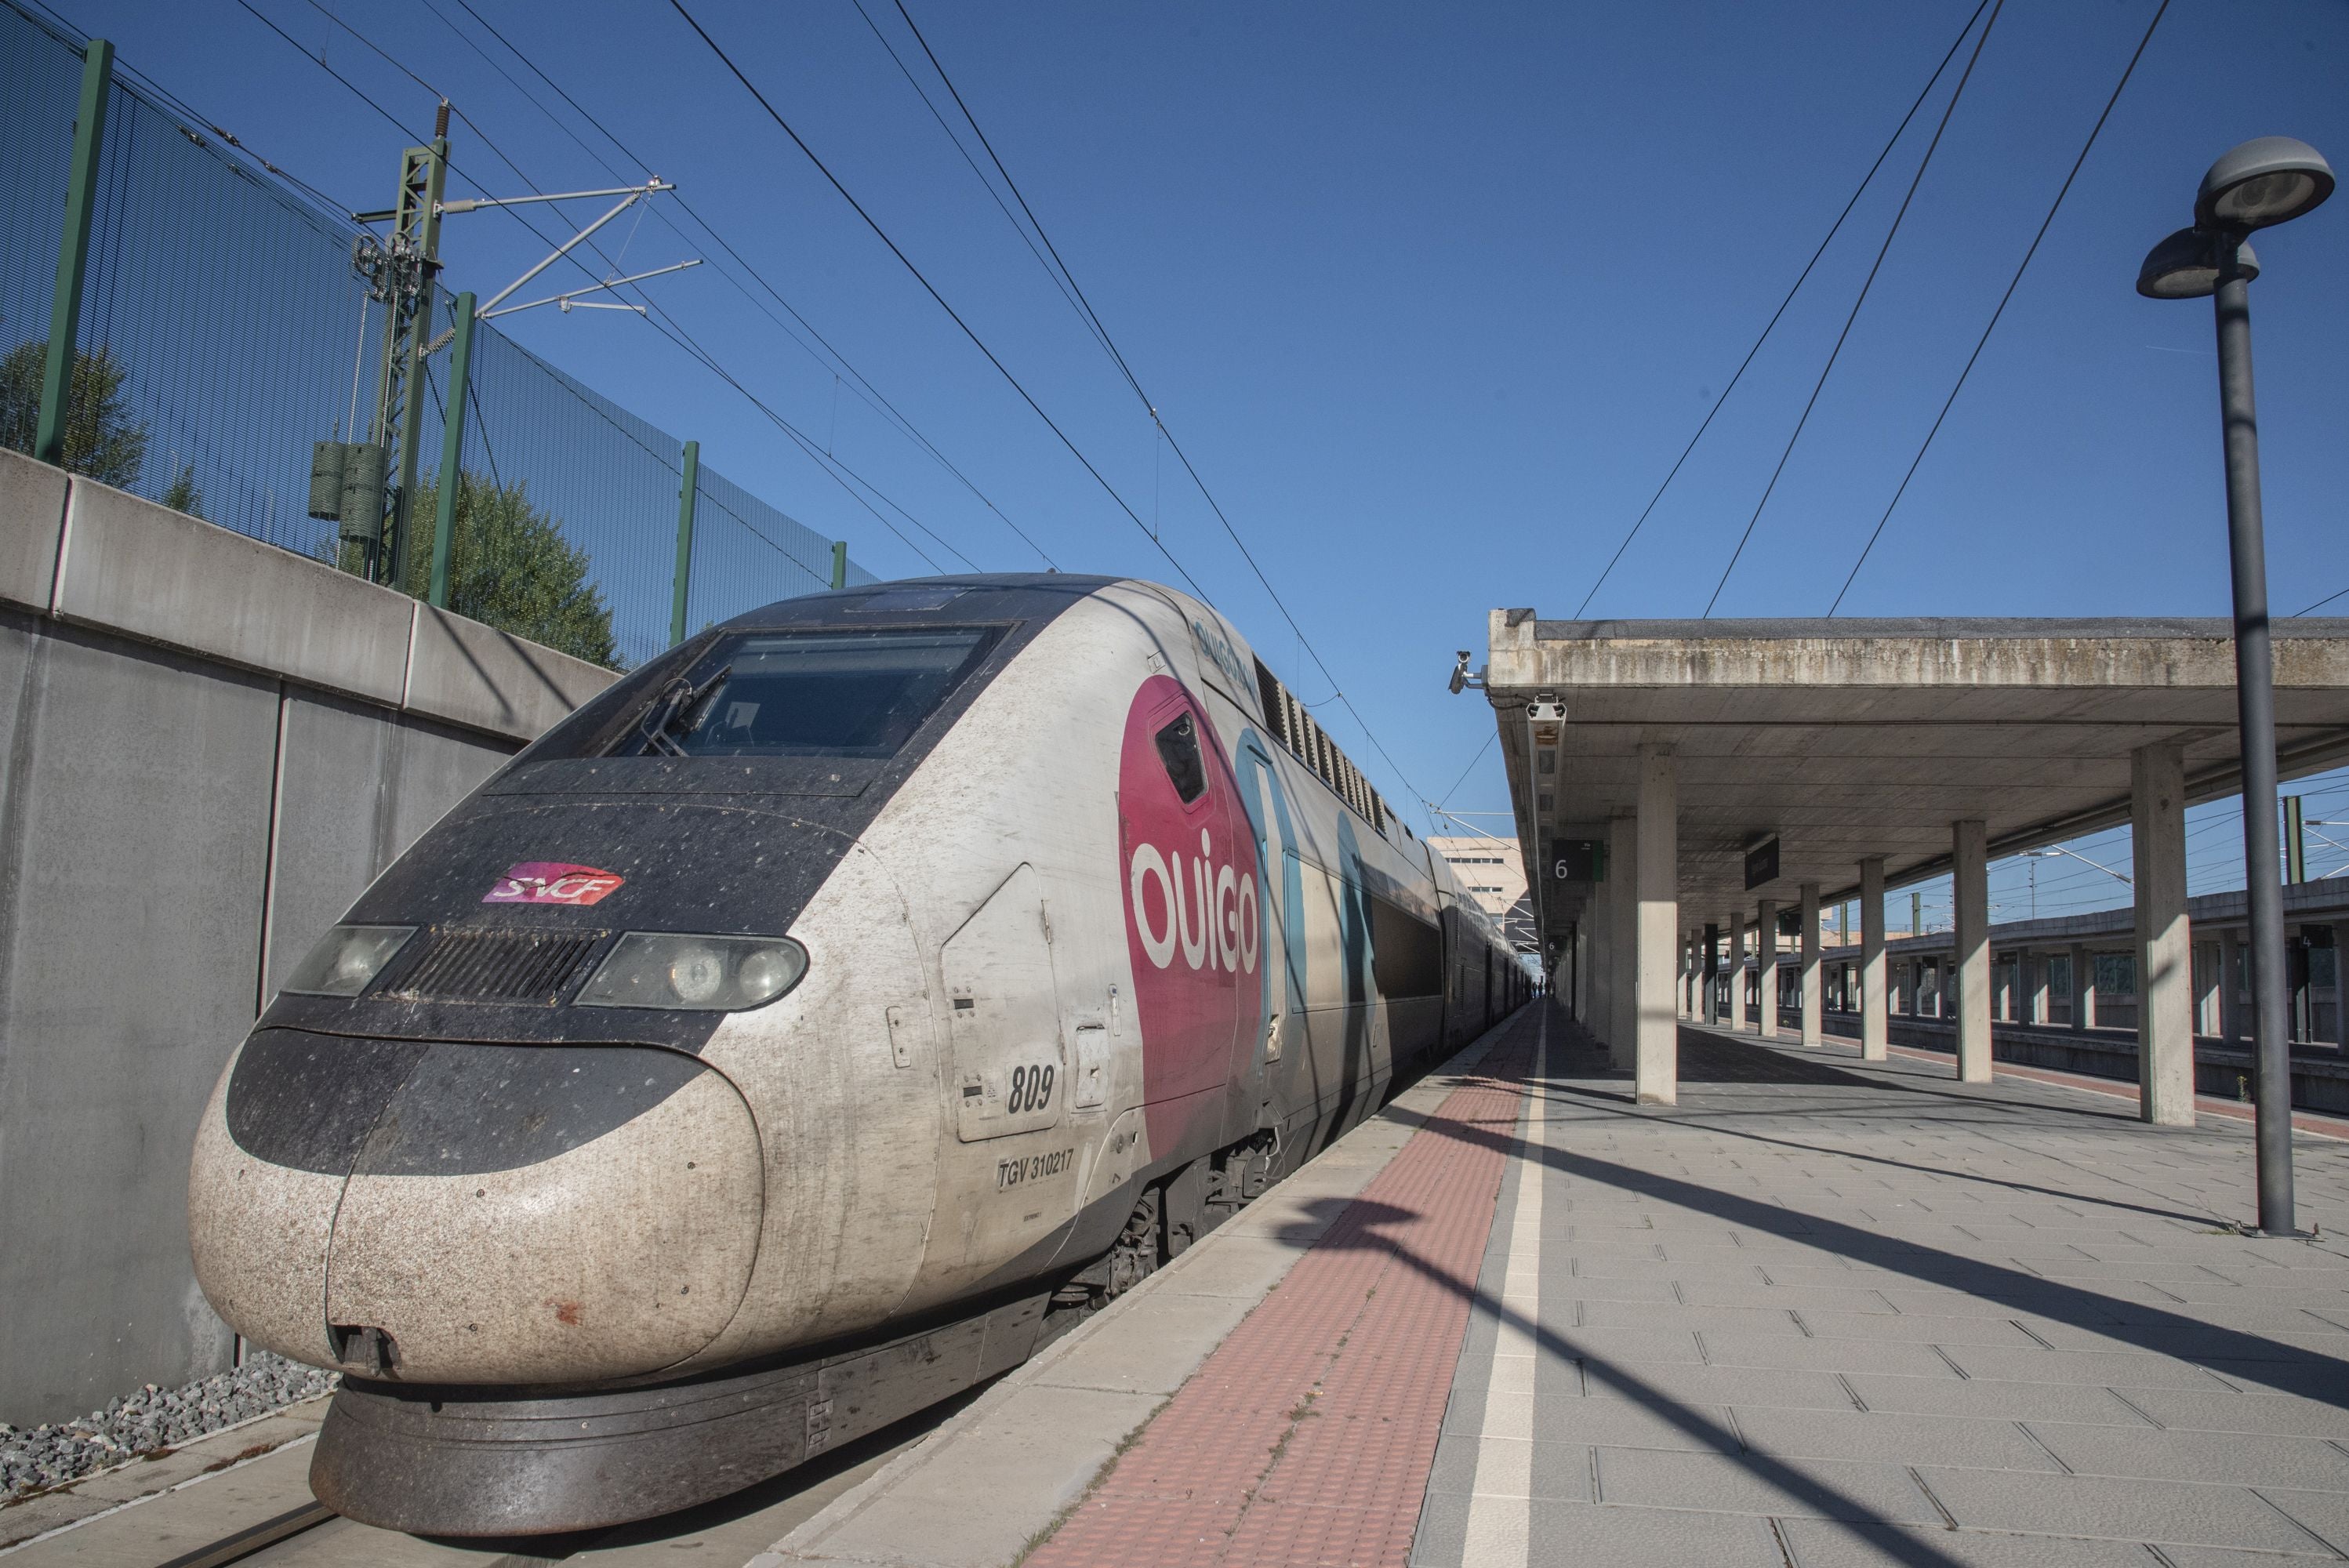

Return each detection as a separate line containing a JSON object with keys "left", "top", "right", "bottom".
{"left": 1427, "top": 836, "right": 1527, "bottom": 920}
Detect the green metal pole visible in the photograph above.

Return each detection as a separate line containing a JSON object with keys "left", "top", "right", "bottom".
{"left": 670, "top": 440, "right": 700, "bottom": 646}
{"left": 34, "top": 38, "right": 112, "bottom": 469}
{"left": 428, "top": 292, "right": 476, "bottom": 611}
{"left": 830, "top": 539, "right": 848, "bottom": 590}
{"left": 2285, "top": 796, "right": 2306, "bottom": 884}
{"left": 386, "top": 136, "right": 448, "bottom": 589}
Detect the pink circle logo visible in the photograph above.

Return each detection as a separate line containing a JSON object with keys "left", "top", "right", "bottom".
{"left": 1118, "top": 677, "right": 1262, "bottom": 1152}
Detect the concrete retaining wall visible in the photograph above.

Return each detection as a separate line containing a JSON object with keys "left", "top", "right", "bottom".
{"left": 0, "top": 451, "right": 616, "bottom": 1425}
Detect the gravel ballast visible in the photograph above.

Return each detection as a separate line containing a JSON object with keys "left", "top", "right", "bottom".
{"left": 0, "top": 1354, "right": 337, "bottom": 1501}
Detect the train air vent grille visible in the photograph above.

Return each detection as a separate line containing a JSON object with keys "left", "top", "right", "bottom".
{"left": 389, "top": 930, "right": 605, "bottom": 1004}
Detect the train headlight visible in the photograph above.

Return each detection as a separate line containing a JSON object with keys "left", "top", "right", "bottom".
{"left": 576, "top": 934, "right": 808, "bottom": 1011}
{"left": 281, "top": 925, "right": 415, "bottom": 997}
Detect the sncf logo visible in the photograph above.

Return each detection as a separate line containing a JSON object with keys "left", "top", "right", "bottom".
{"left": 1128, "top": 829, "right": 1259, "bottom": 975}
{"left": 483, "top": 862, "right": 625, "bottom": 906}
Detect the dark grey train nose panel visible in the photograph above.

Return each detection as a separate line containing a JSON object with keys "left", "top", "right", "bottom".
{"left": 227, "top": 1032, "right": 707, "bottom": 1177}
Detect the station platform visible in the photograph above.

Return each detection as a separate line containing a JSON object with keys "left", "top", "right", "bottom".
{"left": 16, "top": 1004, "right": 2349, "bottom": 1566}
{"left": 782, "top": 1002, "right": 2349, "bottom": 1568}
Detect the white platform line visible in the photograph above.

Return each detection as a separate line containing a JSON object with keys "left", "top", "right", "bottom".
{"left": 1460, "top": 1010, "right": 1546, "bottom": 1566}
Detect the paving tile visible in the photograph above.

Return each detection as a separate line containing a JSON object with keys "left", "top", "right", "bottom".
{"left": 1679, "top": 1281, "right": 1904, "bottom": 1315}
{"left": 1574, "top": 1299, "right": 1809, "bottom": 1337}
{"left": 1937, "top": 1344, "right": 2238, "bottom": 1391}
{"left": 1793, "top": 1310, "right": 2048, "bottom": 1347}
{"left": 1572, "top": 1361, "right": 1863, "bottom": 1415}
{"left": 1840, "top": 1374, "right": 2158, "bottom": 1426}
{"left": 2202, "top": 1359, "right": 2349, "bottom": 1400}
{"left": 1779, "top": 1519, "right": 2173, "bottom": 1566}
{"left": 1695, "top": 1330, "right": 1971, "bottom": 1378}
{"left": 1541, "top": 1323, "right": 1709, "bottom": 1365}
{"left": 1917, "top": 1468, "right": 2329, "bottom": 1552}
{"left": 1592, "top": 1446, "right": 1939, "bottom": 1523}
{"left": 1520, "top": 1500, "right": 1789, "bottom": 1567}
{"left": 2111, "top": 1385, "right": 2349, "bottom": 1438}
{"left": 2153, "top": 1545, "right": 2341, "bottom": 1565}
{"left": 1730, "top": 1406, "right": 2060, "bottom": 1471}
{"left": 2256, "top": 1486, "right": 2349, "bottom": 1555}
{"left": 2026, "top": 1422, "right": 2349, "bottom": 1486}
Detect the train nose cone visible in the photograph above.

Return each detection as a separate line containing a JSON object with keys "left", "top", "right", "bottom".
{"left": 323, "top": 1042, "right": 763, "bottom": 1385}
{"left": 198, "top": 1033, "right": 763, "bottom": 1385}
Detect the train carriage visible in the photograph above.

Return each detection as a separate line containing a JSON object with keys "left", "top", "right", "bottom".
{"left": 188, "top": 575, "right": 1526, "bottom": 1534}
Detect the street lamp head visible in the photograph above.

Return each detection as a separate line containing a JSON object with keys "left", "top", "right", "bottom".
{"left": 2195, "top": 136, "right": 2334, "bottom": 232}
{"left": 2137, "top": 226, "right": 2258, "bottom": 299}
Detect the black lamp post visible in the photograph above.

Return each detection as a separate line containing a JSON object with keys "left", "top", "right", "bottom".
{"left": 2138, "top": 136, "right": 2335, "bottom": 1236}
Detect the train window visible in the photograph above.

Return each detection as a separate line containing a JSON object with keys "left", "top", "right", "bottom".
{"left": 1370, "top": 895, "right": 1443, "bottom": 999}
{"left": 623, "top": 627, "right": 998, "bottom": 759}
{"left": 1154, "top": 711, "right": 1208, "bottom": 804}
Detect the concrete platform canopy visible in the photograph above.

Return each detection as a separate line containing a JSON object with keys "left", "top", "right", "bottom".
{"left": 1484, "top": 612, "right": 2349, "bottom": 1108}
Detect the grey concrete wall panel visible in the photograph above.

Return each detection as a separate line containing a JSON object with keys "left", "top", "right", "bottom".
{"left": 379, "top": 714, "right": 515, "bottom": 877}
{"left": 0, "top": 457, "right": 622, "bottom": 1426}
{"left": 262, "top": 691, "right": 397, "bottom": 1000}
{"left": 405, "top": 606, "right": 613, "bottom": 739}
{"left": 0, "top": 448, "right": 67, "bottom": 612}
{"left": 0, "top": 626, "right": 278, "bottom": 1425}
{"left": 52, "top": 477, "right": 412, "bottom": 708}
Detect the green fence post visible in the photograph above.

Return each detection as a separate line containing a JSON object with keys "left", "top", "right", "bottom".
{"left": 670, "top": 440, "right": 700, "bottom": 646}
{"left": 34, "top": 38, "right": 113, "bottom": 469}
{"left": 428, "top": 292, "right": 476, "bottom": 610}
{"left": 830, "top": 539, "right": 848, "bottom": 590}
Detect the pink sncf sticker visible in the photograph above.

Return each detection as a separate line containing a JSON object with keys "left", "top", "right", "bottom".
{"left": 483, "top": 862, "right": 625, "bottom": 906}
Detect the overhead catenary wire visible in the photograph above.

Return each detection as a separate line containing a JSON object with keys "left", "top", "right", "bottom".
{"left": 1826, "top": 0, "right": 2171, "bottom": 615}
{"left": 1701, "top": 0, "right": 2006, "bottom": 619}
{"left": 666, "top": 0, "right": 1211, "bottom": 601}
{"left": 416, "top": 0, "right": 1058, "bottom": 569}
{"left": 232, "top": 0, "right": 966, "bottom": 575}
{"left": 1435, "top": 731, "right": 1498, "bottom": 811}
{"left": 1570, "top": 0, "right": 1994, "bottom": 619}
{"left": 875, "top": 0, "right": 1437, "bottom": 822}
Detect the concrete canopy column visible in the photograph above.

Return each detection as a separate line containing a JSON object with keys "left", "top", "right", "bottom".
{"left": 2069, "top": 942, "right": 2091, "bottom": 1032}
{"left": 2132, "top": 742, "right": 2195, "bottom": 1126}
{"left": 1860, "top": 857, "right": 1887, "bottom": 1061}
{"left": 1756, "top": 899, "right": 1780, "bottom": 1040}
{"left": 1701, "top": 924, "right": 1719, "bottom": 1025}
{"left": 2220, "top": 929, "right": 2242, "bottom": 1040}
{"left": 2336, "top": 924, "right": 2347, "bottom": 1045}
{"left": 1585, "top": 878, "right": 1609, "bottom": 1040}
{"left": 1635, "top": 746, "right": 1679, "bottom": 1105}
{"left": 2026, "top": 950, "right": 2048, "bottom": 1026}
{"left": 1607, "top": 814, "right": 1637, "bottom": 1057}
{"left": 1726, "top": 914, "right": 1747, "bottom": 1032}
{"left": 1954, "top": 820, "right": 1991, "bottom": 1083}
{"left": 1799, "top": 881, "right": 1823, "bottom": 1047}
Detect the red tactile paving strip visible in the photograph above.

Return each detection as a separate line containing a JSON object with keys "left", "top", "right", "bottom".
{"left": 1028, "top": 1014, "right": 1540, "bottom": 1568}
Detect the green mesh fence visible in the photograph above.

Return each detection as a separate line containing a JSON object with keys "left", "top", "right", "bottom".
{"left": 1, "top": 0, "right": 871, "bottom": 670}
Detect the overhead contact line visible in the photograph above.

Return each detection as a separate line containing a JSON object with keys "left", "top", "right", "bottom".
{"left": 1570, "top": 0, "right": 1994, "bottom": 619}
{"left": 1827, "top": 0, "right": 2171, "bottom": 616}
{"left": 874, "top": 1, "right": 1436, "bottom": 821}
{"left": 667, "top": 0, "right": 1210, "bottom": 601}
{"left": 1702, "top": 0, "right": 2007, "bottom": 618}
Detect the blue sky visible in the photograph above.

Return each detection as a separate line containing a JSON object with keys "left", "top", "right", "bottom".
{"left": 44, "top": 0, "right": 2349, "bottom": 913}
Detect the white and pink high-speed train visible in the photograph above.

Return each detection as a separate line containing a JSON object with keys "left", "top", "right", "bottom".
{"left": 187, "top": 575, "right": 1527, "bottom": 1534}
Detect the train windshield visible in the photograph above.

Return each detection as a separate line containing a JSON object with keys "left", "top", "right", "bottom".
{"left": 626, "top": 628, "right": 998, "bottom": 760}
